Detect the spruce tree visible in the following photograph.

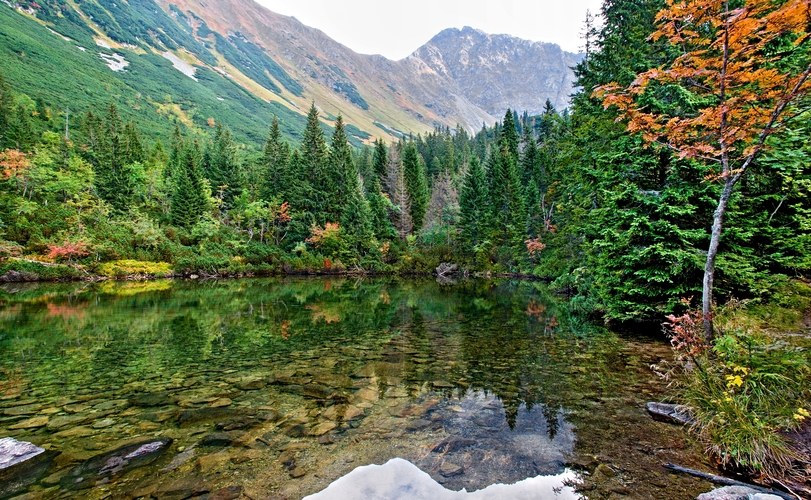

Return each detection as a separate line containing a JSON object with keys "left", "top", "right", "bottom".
{"left": 459, "top": 155, "right": 489, "bottom": 248}
{"left": 372, "top": 138, "right": 388, "bottom": 181}
{"left": 329, "top": 116, "right": 374, "bottom": 256}
{"left": 443, "top": 139, "right": 456, "bottom": 174}
{"left": 366, "top": 175, "right": 397, "bottom": 241}
{"left": 203, "top": 124, "right": 239, "bottom": 204}
{"left": 341, "top": 183, "right": 375, "bottom": 259}
{"left": 94, "top": 104, "right": 132, "bottom": 211}
{"left": 326, "top": 116, "right": 353, "bottom": 222}
{"left": 123, "top": 121, "right": 145, "bottom": 166}
{"left": 171, "top": 140, "right": 207, "bottom": 228}
{"left": 6, "top": 105, "right": 36, "bottom": 152}
{"left": 520, "top": 126, "right": 540, "bottom": 188}
{"left": 501, "top": 108, "right": 520, "bottom": 161}
{"left": 488, "top": 112, "right": 526, "bottom": 246}
{"left": 385, "top": 144, "right": 413, "bottom": 240}
{"left": 355, "top": 146, "right": 373, "bottom": 182}
{"left": 260, "top": 116, "right": 291, "bottom": 202}
{"left": 300, "top": 103, "right": 328, "bottom": 223}
{"left": 167, "top": 124, "right": 184, "bottom": 182}
{"left": 402, "top": 141, "right": 429, "bottom": 232}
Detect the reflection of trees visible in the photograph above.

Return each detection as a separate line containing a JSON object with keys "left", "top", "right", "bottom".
{"left": 167, "top": 314, "right": 205, "bottom": 363}
{"left": 0, "top": 277, "right": 640, "bottom": 443}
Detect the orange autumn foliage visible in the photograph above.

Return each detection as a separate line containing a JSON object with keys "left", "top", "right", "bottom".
{"left": 524, "top": 238, "right": 546, "bottom": 256}
{"left": 595, "top": 0, "right": 811, "bottom": 165}
{"left": 306, "top": 222, "right": 340, "bottom": 248}
{"left": 47, "top": 240, "right": 90, "bottom": 263}
{"left": 0, "top": 149, "right": 30, "bottom": 181}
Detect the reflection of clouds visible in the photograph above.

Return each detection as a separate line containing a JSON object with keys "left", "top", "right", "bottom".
{"left": 304, "top": 458, "right": 583, "bottom": 500}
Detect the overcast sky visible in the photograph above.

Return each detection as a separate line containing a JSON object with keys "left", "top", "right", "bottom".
{"left": 253, "top": 0, "right": 604, "bottom": 60}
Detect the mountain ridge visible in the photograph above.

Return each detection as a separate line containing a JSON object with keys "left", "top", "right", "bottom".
{"left": 0, "top": 0, "right": 581, "bottom": 144}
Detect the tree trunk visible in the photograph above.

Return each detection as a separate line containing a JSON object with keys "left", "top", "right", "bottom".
{"left": 702, "top": 178, "right": 736, "bottom": 343}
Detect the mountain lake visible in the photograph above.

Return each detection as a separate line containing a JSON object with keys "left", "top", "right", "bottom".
{"left": 0, "top": 277, "right": 714, "bottom": 499}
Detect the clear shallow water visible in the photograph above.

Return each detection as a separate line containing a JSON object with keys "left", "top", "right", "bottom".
{"left": 0, "top": 278, "right": 712, "bottom": 499}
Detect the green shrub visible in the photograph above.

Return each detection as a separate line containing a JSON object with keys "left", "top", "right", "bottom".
{"left": 96, "top": 260, "right": 173, "bottom": 277}
{"left": 0, "top": 259, "right": 84, "bottom": 281}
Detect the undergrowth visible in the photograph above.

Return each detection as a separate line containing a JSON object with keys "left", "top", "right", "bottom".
{"left": 665, "top": 284, "right": 811, "bottom": 482}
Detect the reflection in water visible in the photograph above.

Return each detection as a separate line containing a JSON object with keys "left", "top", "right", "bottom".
{"left": 303, "top": 458, "right": 582, "bottom": 499}
{"left": 0, "top": 278, "right": 711, "bottom": 499}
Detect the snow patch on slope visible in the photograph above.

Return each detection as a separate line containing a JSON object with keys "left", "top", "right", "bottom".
{"left": 162, "top": 51, "right": 198, "bottom": 81}
{"left": 99, "top": 52, "right": 128, "bottom": 72}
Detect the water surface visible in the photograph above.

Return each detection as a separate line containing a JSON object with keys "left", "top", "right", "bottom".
{"left": 0, "top": 278, "right": 712, "bottom": 499}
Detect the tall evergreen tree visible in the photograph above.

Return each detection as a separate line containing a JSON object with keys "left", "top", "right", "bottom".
{"left": 203, "top": 124, "right": 239, "bottom": 205}
{"left": 501, "top": 108, "right": 520, "bottom": 161}
{"left": 6, "top": 105, "right": 36, "bottom": 152}
{"left": 171, "top": 140, "right": 208, "bottom": 228}
{"left": 385, "top": 144, "right": 412, "bottom": 240}
{"left": 91, "top": 103, "right": 142, "bottom": 211}
{"left": 365, "top": 175, "right": 397, "bottom": 241}
{"left": 488, "top": 146, "right": 525, "bottom": 246}
{"left": 260, "top": 117, "right": 291, "bottom": 202}
{"left": 300, "top": 103, "right": 328, "bottom": 223}
{"left": 372, "top": 138, "right": 388, "bottom": 181}
{"left": 459, "top": 155, "right": 489, "bottom": 248}
{"left": 122, "top": 121, "right": 145, "bottom": 166}
{"left": 167, "top": 124, "right": 184, "bottom": 182}
{"left": 488, "top": 110, "right": 526, "bottom": 246}
{"left": 442, "top": 139, "right": 456, "bottom": 174}
{"left": 520, "top": 125, "right": 540, "bottom": 188}
{"left": 325, "top": 116, "right": 353, "bottom": 222}
{"left": 402, "top": 141, "right": 429, "bottom": 232}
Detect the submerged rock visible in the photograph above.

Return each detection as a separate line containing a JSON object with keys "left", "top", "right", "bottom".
{"left": 303, "top": 384, "right": 333, "bottom": 399}
{"left": 199, "top": 432, "right": 241, "bottom": 447}
{"left": 236, "top": 377, "right": 267, "bottom": 391}
{"left": 0, "top": 437, "right": 59, "bottom": 499}
{"left": 60, "top": 438, "right": 172, "bottom": 490}
{"left": 177, "top": 407, "right": 253, "bottom": 427}
{"left": 131, "top": 391, "right": 177, "bottom": 407}
{"left": 431, "top": 437, "right": 476, "bottom": 453}
{"left": 439, "top": 462, "right": 464, "bottom": 477}
{"left": 8, "top": 416, "right": 49, "bottom": 430}
{"left": 152, "top": 476, "right": 211, "bottom": 500}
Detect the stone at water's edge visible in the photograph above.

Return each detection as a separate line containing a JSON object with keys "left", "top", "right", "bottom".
{"left": 696, "top": 486, "right": 783, "bottom": 500}
{"left": 0, "top": 437, "right": 59, "bottom": 499}
{"left": 60, "top": 438, "right": 172, "bottom": 490}
{"left": 646, "top": 402, "right": 694, "bottom": 425}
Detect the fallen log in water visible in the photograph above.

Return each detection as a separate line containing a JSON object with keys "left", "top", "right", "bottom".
{"left": 662, "top": 463, "right": 797, "bottom": 500}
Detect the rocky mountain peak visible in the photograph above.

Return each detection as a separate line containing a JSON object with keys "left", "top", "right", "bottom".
{"left": 411, "top": 26, "right": 582, "bottom": 116}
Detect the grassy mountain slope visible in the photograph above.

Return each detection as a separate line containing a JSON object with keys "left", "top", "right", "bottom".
{"left": 0, "top": 1, "right": 350, "bottom": 146}
{"left": 1, "top": 0, "right": 581, "bottom": 147}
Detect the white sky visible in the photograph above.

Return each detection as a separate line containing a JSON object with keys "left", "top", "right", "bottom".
{"left": 252, "top": 0, "right": 604, "bottom": 60}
